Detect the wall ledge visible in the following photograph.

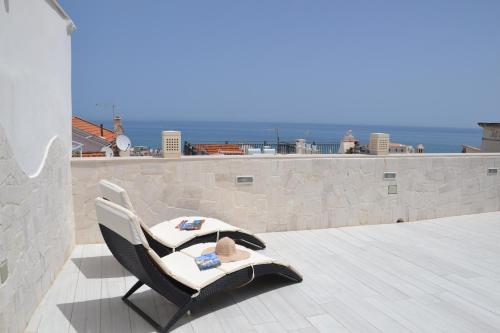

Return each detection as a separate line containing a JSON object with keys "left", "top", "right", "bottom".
{"left": 71, "top": 152, "right": 500, "bottom": 165}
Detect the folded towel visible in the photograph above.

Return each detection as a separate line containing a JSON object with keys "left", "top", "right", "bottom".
{"left": 176, "top": 219, "right": 205, "bottom": 231}
{"left": 195, "top": 252, "right": 221, "bottom": 270}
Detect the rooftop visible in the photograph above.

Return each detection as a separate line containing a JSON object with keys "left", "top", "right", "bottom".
{"left": 26, "top": 212, "right": 500, "bottom": 332}
{"left": 478, "top": 123, "right": 500, "bottom": 127}
{"left": 389, "top": 143, "right": 406, "bottom": 147}
{"left": 72, "top": 116, "right": 116, "bottom": 142}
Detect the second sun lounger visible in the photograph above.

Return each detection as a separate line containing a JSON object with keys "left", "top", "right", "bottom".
{"left": 99, "top": 179, "right": 266, "bottom": 256}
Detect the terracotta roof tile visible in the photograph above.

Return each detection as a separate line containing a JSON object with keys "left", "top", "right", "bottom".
{"left": 81, "top": 152, "right": 106, "bottom": 157}
{"left": 194, "top": 144, "right": 244, "bottom": 155}
{"left": 389, "top": 143, "right": 403, "bottom": 147}
{"left": 72, "top": 116, "right": 116, "bottom": 142}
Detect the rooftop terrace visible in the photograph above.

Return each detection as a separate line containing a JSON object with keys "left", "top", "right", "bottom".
{"left": 26, "top": 212, "right": 500, "bottom": 333}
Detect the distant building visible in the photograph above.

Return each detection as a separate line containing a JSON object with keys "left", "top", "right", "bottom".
{"left": 369, "top": 133, "right": 389, "bottom": 155}
{"left": 296, "top": 139, "right": 306, "bottom": 154}
{"left": 72, "top": 116, "right": 116, "bottom": 157}
{"left": 389, "top": 142, "right": 415, "bottom": 154}
{"left": 416, "top": 144, "right": 425, "bottom": 153}
{"left": 113, "top": 115, "right": 125, "bottom": 135}
{"left": 338, "top": 130, "right": 358, "bottom": 154}
{"left": 461, "top": 144, "right": 481, "bottom": 153}
{"left": 461, "top": 122, "right": 500, "bottom": 153}
{"left": 478, "top": 123, "right": 500, "bottom": 152}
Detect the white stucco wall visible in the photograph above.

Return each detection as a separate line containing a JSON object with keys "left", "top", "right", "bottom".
{"left": 0, "top": 0, "right": 73, "bottom": 176}
{"left": 72, "top": 154, "right": 500, "bottom": 244}
{"left": 0, "top": 127, "right": 74, "bottom": 332}
{"left": 0, "top": 1, "right": 75, "bottom": 332}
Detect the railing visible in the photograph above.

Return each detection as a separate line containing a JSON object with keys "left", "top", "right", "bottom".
{"left": 71, "top": 141, "right": 83, "bottom": 157}
{"left": 314, "top": 143, "right": 341, "bottom": 154}
{"left": 239, "top": 142, "right": 297, "bottom": 154}
{"left": 184, "top": 141, "right": 340, "bottom": 155}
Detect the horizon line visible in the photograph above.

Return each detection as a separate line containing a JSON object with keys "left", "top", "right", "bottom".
{"left": 78, "top": 115, "right": 482, "bottom": 131}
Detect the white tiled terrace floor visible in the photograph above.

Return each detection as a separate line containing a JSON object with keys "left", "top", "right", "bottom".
{"left": 27, "top": 212, "right": 500, "bottom": 333}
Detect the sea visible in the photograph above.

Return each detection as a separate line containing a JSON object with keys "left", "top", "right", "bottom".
{"left": 97, "top": 120, "right": 482, "bottom": 153}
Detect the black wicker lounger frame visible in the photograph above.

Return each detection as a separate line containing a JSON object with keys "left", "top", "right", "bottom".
{"left": 99, "top": 223, "right": 302, "bottom": 332}
{"left": 143, "top": 227, "right": 266, "bottom": 257}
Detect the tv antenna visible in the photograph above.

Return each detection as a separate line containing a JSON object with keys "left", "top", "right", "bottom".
{"left": 96, "top": 103, "right": 117, "bottom": 120}
{"left": 265, "top": 127, "right": 281, "bottom": 144}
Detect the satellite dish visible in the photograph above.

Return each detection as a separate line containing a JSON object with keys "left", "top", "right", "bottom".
{"left": 101, "top": 146, "right": 114, "bottom": 158}
{"left": 116, "top": 134, "right": 131, "bottom": 151}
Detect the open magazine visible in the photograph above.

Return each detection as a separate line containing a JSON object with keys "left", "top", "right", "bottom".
{"left": 176, "top": 219, "right": 205, "bottom": 231}
{"left": 195, "top": 252, "right": 221, "bottom": 270}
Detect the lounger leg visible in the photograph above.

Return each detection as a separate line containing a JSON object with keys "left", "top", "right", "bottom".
{"left": 122, "top": 280, "right": 144, "bottom": 299}
{"left": 123, "top": 296, "right": 164, "bottom": 332}
{"left": 122, "top": 283, "right": 192, "bottom": 333}
{"left": 162, "top": 301, "right": 192, "bottom": 332}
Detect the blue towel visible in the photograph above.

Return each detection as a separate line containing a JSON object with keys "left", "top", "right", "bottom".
{"left": 195, "top": 252, "right": 221, "bottom": 270}
{"left": 177, "top": 219, "right": 205, "bottom": 230}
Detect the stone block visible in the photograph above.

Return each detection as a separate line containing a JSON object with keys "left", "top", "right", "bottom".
{"left": 140, "top": 163, "right": 164, "bottom": 175}
{"left": 174, "top": 198, "right": 200, "bottom": 211}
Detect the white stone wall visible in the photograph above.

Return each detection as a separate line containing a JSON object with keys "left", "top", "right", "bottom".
{"left": 72, "top": 154, "right": 500, "bottom": 244}
{"left": 0, "top": 1, "right": 74, "bottom": 331}
{"left": 0, "top": 126, "right": 74, "bottom": 332}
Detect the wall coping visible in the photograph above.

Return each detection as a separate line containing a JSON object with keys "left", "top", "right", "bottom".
{"left": 71, "top": 153, "right": 500, "bottom": 165}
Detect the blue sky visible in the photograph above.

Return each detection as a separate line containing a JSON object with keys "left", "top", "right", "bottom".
{"left": 61, "top": 0, "right": 500, "bottom": 127}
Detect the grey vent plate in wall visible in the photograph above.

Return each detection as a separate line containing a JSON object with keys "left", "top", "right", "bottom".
{"left": 0, "top": 260, "right": 7, "bottom": 284}
{"left": 388, "top": 184, "right": 398, "bottom": 194}
{"left": 487, "top": 168, "right": 498, "bottom": 176}
{"left": 384, "top": 172, "right": 397, "bottom": 180}
{"left": 236, "top": 176, "right": 254, "bottom": 184}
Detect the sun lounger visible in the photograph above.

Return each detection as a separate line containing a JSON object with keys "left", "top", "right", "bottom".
{"left": 98, "top": 179, "right": 266, "bottom": 256}
{"left": 95, "top": 197, "right": 302, "bottom": 332}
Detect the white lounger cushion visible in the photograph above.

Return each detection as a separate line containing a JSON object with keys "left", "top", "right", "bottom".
{"left": 152, "top": 242, "right": 277, "bottom": 290}
{"left": 181, "top": 243, "right": 274, "bottom": 274}
{"left": 157, "top": 251, "right": 225, "bottom": 290}
{"left": 95, "top": 197, "right": 149, "bottom": 246}
{"left": 153, "top": 243, "right": 299, "bottom": 291}
{"left": 180, "top": 243, "right": 302, "bottom": 281}
{"left": 99, "top": 180, "right": 135, "bottom": 212}
{"left": 149, "top": 217, "right": 240, "bottom": 248}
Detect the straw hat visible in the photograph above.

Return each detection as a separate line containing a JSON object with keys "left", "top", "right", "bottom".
{"left": 202, "top": 237, "right": 250, "bottom": 263}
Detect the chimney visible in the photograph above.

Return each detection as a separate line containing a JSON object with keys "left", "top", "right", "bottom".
{"left": 113, "top": 115, "right": 124, "bottom": 135}
{"left": 100, "top": 124, "right": 104, "bottom": 137}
